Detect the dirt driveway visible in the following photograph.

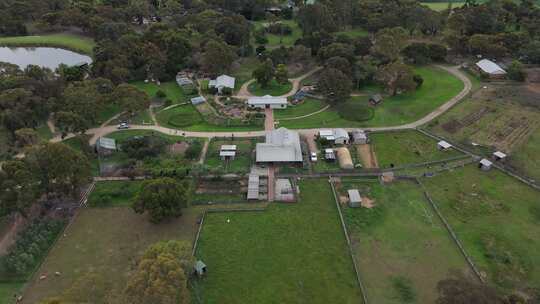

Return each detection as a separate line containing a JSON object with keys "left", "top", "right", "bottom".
{"left": 357, "top": 144, "right": 379, "bottom": 169}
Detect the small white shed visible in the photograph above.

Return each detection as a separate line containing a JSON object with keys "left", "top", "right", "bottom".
{"left": 219, "top": 145, "right": 237, "bottom": 160}
{"left": 437, "top": 140, "right": 452, "bottom": 150}
{"left": 493, "top": 151, "right": 507, "bottom": 161}
{"left": 348, "top": 189, "right": 362, "bottom": 208}
{"left": 479, "top": 158, "right": 493, "bottom": 171}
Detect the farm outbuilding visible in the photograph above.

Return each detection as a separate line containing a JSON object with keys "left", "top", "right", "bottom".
{"left": 194, "top": 260, "right": 207, "bottom": 277}
{"left": 319, "top": 129, "right": 350, "bottom": 144}
{"left": 479, "top": 158, "right": 493, "bottom": 171}
{"left": 209, "top": 75, "right": 235, "bottom": 93}
{"left": 352, "top": 130, "right": 368, "bottom": 144}
{"left": 493, "top": 151, "right": 507, "bottom": 161}
{"left": 437, "top": 140, "right": 452, "bottom": 150}
{"left": 219, "top": 145, "right": 237, "bottom": 160}
{"left": 96, "top": 137, "right": 117, "bottom": 156}
{"left": 347, "top": 189, "right": 362, "bottom": 208}
{"left": 247, "top": 95, "right": 288, "bottom": 109}
{"left": 336, "top": 147, "right": 354, "bottom": 169}
{"left": 256, "top": 128, "right": 303, "bottom": 163}
{"left": 247, "top": 173, "right": 260, "bottom": 200}
{"left": 369, "top": 94, "right": 383, "bottom": 106}
{"left": 191, "top": 96, "right": 206, "bottom": 105}
{"left": 324, "top": 148, "right": 336, "bottom": 161}
{"left": 475, "top": 59, "right": 506, "bottom": 78}
{"left": 176, "top": 72, "right": 194, "bottom": 88}
{"left": 275, "top": 179, "right": 295, "bottom": 202}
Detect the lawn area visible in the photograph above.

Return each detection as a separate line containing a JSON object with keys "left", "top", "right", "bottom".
{"left": 248, "top": 79, "right": 292, "bottom": 96}
{"left": 230, "top": 57, "right": 259, "bottom": 91}
{"left": 280, "top": 66, "right": 464, "bottom": 129}
{"left": 338, "top": 178, "right": 469, "bottom": 304}
{"left": 0, "top": 34, "right": 96, "bottom": 55}
{"left": 0, "top": 282, "right": 23, "bottom": 304}
{"left": 95, "top": 102, "right": 122, "bottom": 126}
{"left": 422, "top": 2, "right": 464, "bottom": 11}
{"left": 274, "top": 98, "right": 327, "bottom": 119}
{"left": 421, "top": 166, "right": 540, "bottom": 293}
{"left": 370, "top": 130, "right": 464, "bottom": 168}
{"left": 194, "top": 179, "right": 363, "bottom": 303}
{"left": 205, "top": 139, "right": 255, "bottom": 174}
{"left": 20, "top": 207, "right": 202, "bottom": 303}
{"left": 253, "top": 20, "right": 302, "bottom": 47}
{"left": 87, "top": 181, "right": 143, "bottom": 207}
{"left": 358, "top": 66, "right": 464, "bottom": 127}
{"left": 133, "top": 81, "right": 192, "bottom": 104}
{"left": 156, "top": 104, "right": 204, "bottom": 129}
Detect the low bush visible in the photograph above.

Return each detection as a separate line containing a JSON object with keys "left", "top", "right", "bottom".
{"left": 391, "top": 276, "right": 416, "bottom": 303}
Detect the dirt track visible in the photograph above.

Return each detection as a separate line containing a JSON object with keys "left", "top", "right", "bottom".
{"left": 357, "top": 144, "right": 379, "bottom": 169}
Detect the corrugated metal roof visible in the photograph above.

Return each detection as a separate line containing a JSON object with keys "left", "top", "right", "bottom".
{"left": 438, "top": 141, "right": 452, "bottom": 149}
{"left": 191, "top": 96, "right": 206, "bottom": 105}
{"left": 248, "top": 95, "right": 287, "bottom": 105}
{"left": 210, "top": 75, "right": 235, "bottom": 88}
{"left": 220, "top": 145, "right": 237, "bottom": 151}
{"left": 348, "top": 189, "right": 362, "bottom": 203}
{"left": 219, "top": 151, "right": 236, "bottom": 157}
{"left": 476, "top": 59, "right": 506, "bottom": 75}
{"left": 98, "top": 137, "right": 116, "bottom": 150}
{"left": 480, "top": 158, "right": 493, "bottom": 166}
{"left": 333, "top": 128, "right": 348, "bottom": 139}
{"left": 493, "top": 151, "right": 506, "bottom": 159}
{"left": 256, "top": 128, "right": 302, "bottom": 162}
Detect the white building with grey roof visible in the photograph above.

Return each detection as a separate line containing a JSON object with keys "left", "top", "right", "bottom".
{"left": 256, "top": 128, "right": 303, "bottom": 163}
{"left": 247, "top": 95, "right": 288, "bottom": 109}
{"left": 209, "top": 75, "right": 235, "bottom": 93}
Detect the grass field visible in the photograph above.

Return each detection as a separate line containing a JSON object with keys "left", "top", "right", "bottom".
{"left": 422, "top": 166, "right": 540, "bottom": 293}
{"left": 205, "top": 139, "right": 254, "bottom": 173}
{"left": 511, "top": 127, "right": 540, "bottom": 181}
{"left": 339, "top": 178, "right": 469, "bottom": 303}
{"left": 370, "top": 130, "right": 464, "bottom": 168}
{"left": 133, "top": 81, "right": 192, "bottom": 104}
{"left": 253, "top": 20, "right": 302, "bottom": 47}
{"left": 194, "top": 179, "right": 363, "bottom": 303}
{"left": 422, "top": 2, "right": 464, "bottom": 11}
{"left": 20, "top": 207, "right": 201, "bottom": 303}
{"left": 275, "top": 98, "right": 327, "bottom": 119}
{"left": 248, "top": 79, "right": 292, "bottom": 96}
{"left": 280, "top": 66, "right": 464, "bottom": 129}
{"left": 0, "top": 282, "right": 23, "bottom": 304}
{"left": 156, "top": 104, "right": 204, "bottom": 129}
{"left": 0, "top": 34, "right": 96, "bottom": 55}
{"left": 231, "top": 57, "right": 259, "bottom": 90}
{"left": 87, "top": 181, "right": 143, "bottom": 207}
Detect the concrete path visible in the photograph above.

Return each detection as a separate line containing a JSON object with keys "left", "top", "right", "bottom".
{"left": 264, "top": 108, "right": 274, "bottom": 131}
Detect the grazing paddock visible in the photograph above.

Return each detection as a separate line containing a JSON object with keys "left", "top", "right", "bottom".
{"left": 194, "top": 179, "right": 363, "bottom": 304}
{"left": 338, "top": 178, "right": 470, "bottom": 304}
{"left": 274, "top": 98, "right": 327, "bottom": 119}
{"left": 421, "top": 166, "right": 540, "bottom": 294}
{"left": 21, "top": 207, "right": 201, "bottom": 304}
{"left": 87, "top": 181, "right": 143, "bottom": 207}
{"left": 370, "top": 131, "right": 463, "bottom": 168}
{"left": 205, "top": 139, "right": 255, "bottom": 174}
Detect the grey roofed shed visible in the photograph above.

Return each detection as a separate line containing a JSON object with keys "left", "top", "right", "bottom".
{"left": 476, "top": 59, "right": 506, "bottom": 75}
{"left": 352, "top": 130, "right": 368, "bottom": 144}
{"left": 247, "top": 174, "right": 260, "bottom": 200}
{"left": 194, "top": 260, "right": 207, "bottom": 277}
{"left": 191, "top": 96, "right": 206, "bottom": 105}
{"left": 348, "top": 189, "right": 362, "bottom": 208}
{"left": 256, "top": 128, "right": 303, "bottom": 162}
{"left": 97, "top": 137, "right": 116, "bottom": 150}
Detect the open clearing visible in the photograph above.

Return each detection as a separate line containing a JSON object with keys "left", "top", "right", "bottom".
{"left": 338, "top": 178, "right": 470, "bottom": 303}
{"left": 0, "top": 34, "right": 96, "bottom": 55}
{"left": 21, "top": 207, "right": 201, "bottom": 303}
{"left": 370, "top": 130, "right": 464, "bottom": 168}
{"left": 421, "top": 165, "right": 540, "bottom": 293}
{"left": 356, "top": 144, "right": 379, "bottom": 168}
{"left": 279, "top": 66, "right": 464, "bottom": 129}
{"left": 252, "top": 20, "right": 302, "bottom": 47}
{"left": 194, "top": 179, "right": 363, "bottom": 304}
{"left": 205, "top": 139, "right": 254, "bottom": 174}
{"left": 427, "top": 84, "right": 540, "bottom": 180}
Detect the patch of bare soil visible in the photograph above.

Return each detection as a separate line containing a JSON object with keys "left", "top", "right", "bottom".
{"left": 361, "top": 196, "right": 375, "bottom": 208}
{"left": 357, "top": 144, "right": 379, "bottom": 169}
{"left": 169, "top": 142, "right": 189, "bottom": 155}
{"left": 381, "top": 172, "right": 395, "bottom": 183}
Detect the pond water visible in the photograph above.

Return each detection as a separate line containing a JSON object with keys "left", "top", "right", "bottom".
{"left": 0, "top": 47, "right": 92, "bottom": 70}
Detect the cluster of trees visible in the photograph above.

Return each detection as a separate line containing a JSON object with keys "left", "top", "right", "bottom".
{"left": 0, "top": 218, "right": 65, "bottom": 277}
{"left": 252, "top": 59, "right": 289, "bottom": 88}
{"left": 0, "top": 142, "right": 92, "bottom": 217}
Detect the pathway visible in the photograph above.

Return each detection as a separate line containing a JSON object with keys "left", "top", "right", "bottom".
{"left": 264, "top": 107, "right": 276, "bottom": 201}
{"left": 48, "top": 65, "right": 471, "bottom": 144}
{"left": 277, "top": 105, "right": 331, "bottom": 121}
{"left": 198, "top": 140, "right": 211, "bottom": 165}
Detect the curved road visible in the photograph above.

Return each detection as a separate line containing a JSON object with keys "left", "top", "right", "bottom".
{"left": 51, "top": 65, "right": 471, "bottom": 145}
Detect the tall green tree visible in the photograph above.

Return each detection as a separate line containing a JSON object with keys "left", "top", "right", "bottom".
{"left": 124, "top": 240, "right": 193, "bottom": 304}
{"left": 317, "top": 68, "right": 352, "bottom": 104}
{"left": 27, "top": 143, "right": 92, "bottom": 197}
{"left": 132, "top": 178, "right": 191, "bottom": 223}
{"left": 112, "top": 84, "right": 151, "bottom": 115}
{"left": 200, "top": 40, "right": 236, "bottom": 75}
{"left": 376, "top": 62, "right": 417, "bottom": 96}
{"left": 252, "top": 59, "right": 275, "bottom": 88}
{"left": 371, "top": 27, "right": 408, "bottom": 62}
{"left": 275, "top": 64, "right": 289, "bottom": 85}
{"left": 0, "top": 160, "right": 41, "bottom": 217}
